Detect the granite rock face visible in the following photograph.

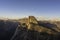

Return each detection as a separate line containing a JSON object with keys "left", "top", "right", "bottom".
{"left": 18, "top": 16, "right": 60, "bottom": 34}
{"left": 0, "top": 16, "right": 60, "bottom": 40}
{"left": 10, "top": 26, "right": 60, "bottom": 40}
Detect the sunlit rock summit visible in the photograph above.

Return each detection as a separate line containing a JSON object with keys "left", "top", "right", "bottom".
{"left": 18, "top": 16, "right": 60, "bottom": 34}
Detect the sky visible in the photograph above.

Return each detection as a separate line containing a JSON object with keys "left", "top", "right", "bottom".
{"left": 0, "top": 0, "right": 60, "bottom": 19}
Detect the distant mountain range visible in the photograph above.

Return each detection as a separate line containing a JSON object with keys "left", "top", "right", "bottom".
{"left": 36, "top": 17, "right": 60, "bottom": 21}
{"left": 0, "top": 16, "right": 60, "bottom": 21}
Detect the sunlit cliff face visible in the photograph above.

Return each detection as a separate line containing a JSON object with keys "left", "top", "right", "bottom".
{"left": 17, "top": 16, "right": 60, "bottom": 35}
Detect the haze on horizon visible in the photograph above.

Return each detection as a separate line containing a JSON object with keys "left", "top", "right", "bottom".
{"left": 0, "top": 0, "right": 60, "bottom": 19}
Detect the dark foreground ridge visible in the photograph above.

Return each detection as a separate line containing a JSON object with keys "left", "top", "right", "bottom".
{"left": 0, "top": 20, "right": 60, "bottom": 40}
{"left": 0, "top": 16, "right": 60, "bottom": 40}
{"left": 10, "top": 27, "right": 60, "bottom": 40}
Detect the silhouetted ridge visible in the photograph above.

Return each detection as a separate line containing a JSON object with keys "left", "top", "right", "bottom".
{"left": 0, "top": 20, "right": 18, "bottom": 40}
{"left": 10, "top": 26, "right": 60, "bottom": 40}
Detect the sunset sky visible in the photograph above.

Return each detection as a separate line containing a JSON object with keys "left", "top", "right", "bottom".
{"left": 0, "top": 0, "right": 60, "bottom": 19}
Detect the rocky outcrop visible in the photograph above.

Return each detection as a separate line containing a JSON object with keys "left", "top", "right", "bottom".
{"left": 18, "top": 16, "right": 59, "bottom": 34}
